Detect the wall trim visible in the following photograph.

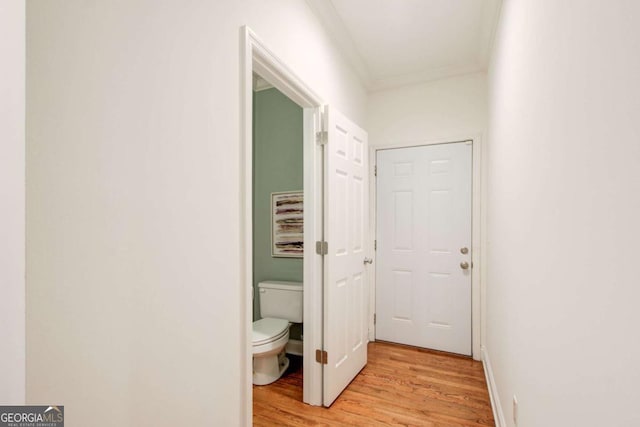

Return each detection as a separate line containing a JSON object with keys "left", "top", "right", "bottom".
{"left": 368, "top": 65, "right": 485, "bottom": 93}
{"left": 482, "top": 345, "right": 507, "bottom": 427}
{"left": 484, "top": 0, "right": 505, "bottom": 68}
{"left": 304, "top": 0, "right": 371, "bottom": 86}
{"left": 306, "top": 0, "right": 502, "bottom": 93}
{"left": 286, "top": 339, "right": 304, "bottom": 356}
{"left": 252, "top": 74, "right": 274, "bottom": 92}
{"left": 241, "top": 26, "right": 325, "bottom": 421}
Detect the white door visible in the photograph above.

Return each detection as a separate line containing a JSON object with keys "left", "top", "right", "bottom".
{"left": 375, "top": 142, "right": 472, "bottom": 355}
{"left": 323, "top": 106, "right": 369, "bottom": 406}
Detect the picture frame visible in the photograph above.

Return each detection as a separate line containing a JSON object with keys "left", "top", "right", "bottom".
{"left": 271, "top": 191, "right": 303, "bottom": 257}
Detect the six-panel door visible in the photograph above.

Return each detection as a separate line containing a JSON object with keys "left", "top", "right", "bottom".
{"left": 376, "top": 142, "right": 472, "bottom": 355}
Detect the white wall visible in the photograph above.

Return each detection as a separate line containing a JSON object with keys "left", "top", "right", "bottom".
{"left": 486, "top": 1, "right": 640, "bottom": 425}
{"left": 0, "top": 0, "right": 25, "bottom": 405}
{"left": 367, "top": 73, "right": 487, "bottom": 148}
{"left": 26, "top": 1, "right": 365, "bottom": 426}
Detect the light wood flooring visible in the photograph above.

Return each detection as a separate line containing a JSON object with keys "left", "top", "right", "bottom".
{"left": 253, "top": 341, "right": 495, "bottom": 426}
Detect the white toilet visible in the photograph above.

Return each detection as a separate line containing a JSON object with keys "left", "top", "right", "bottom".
{"left": 252, "top": 280, "right": 303, "bottom": 386}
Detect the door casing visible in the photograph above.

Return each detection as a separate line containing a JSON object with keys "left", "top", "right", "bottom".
{"left": 369, "top": 137, "right": 484, "bottom": 360}
{"left": 241, "top": 26, "right": 326, "bottom": 422}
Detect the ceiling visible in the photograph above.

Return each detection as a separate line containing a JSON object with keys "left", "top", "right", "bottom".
{"left": 306, "top": 0, "right": 502, "bottom": 91}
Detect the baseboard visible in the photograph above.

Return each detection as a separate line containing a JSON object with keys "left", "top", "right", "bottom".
{"left": 286, "top": 339, "right": 303, "bottom": 356}
{"left": 481, "top": 345, "right": 507, "bottom": 427}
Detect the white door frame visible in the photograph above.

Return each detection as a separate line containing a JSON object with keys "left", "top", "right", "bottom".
{"left": 368, "top": 135, "right": 484, "bottom": 360}
{"left": 241, "top": 26, "right": 325, "bottom": 423}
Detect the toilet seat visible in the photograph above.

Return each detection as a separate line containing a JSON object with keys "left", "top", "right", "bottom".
{"left": 252, "top": 319, "right": 291, "bottom": 385}
{"left": 252, "top": 318, "right": 289, "bottom": 346}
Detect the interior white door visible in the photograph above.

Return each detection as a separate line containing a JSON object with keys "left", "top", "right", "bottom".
{"left": 323, "top": 106, "right": 369, "bottom": 406}
{"left": 376, "top": 142, "right": 472, "bottom": 355}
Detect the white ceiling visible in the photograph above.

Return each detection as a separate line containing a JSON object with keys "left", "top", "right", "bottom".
{"left": 306, "top": 0, "right": 502, "bottom": 91}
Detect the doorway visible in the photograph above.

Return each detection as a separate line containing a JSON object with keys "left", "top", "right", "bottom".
{"left": 373, "top": 140, "right": 481, "bottom": 357}
{"left": 242, "top": 27, "right": 372, "bottom": 417}
{"left": 252, "top": 76, "right": 305, "bottom": 352}
{"left": 242, "top": 28, "right": 325, "bottom": 415}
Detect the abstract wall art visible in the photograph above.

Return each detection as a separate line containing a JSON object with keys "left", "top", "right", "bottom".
{"left": 271, "top": 191, "right": 303, "bottom": 257}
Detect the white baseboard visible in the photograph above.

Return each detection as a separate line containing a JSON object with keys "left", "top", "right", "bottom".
{"left": 286, "top": 339, "right": 303, "bottom": 356}
{"left": 481, "top": 345, "right": 507, "bottom": 427}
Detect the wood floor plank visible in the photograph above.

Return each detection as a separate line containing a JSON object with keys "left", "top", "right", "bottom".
{"left": 253, "top": 341, "right": 495, "bottom": 426}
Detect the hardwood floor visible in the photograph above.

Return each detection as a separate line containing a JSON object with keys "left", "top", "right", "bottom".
{"left": 253, "top": 341, "right": 495, "bottom": 426}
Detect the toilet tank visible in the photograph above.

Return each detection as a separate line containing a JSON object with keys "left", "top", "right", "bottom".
{"left": 258, "top": 281, "right": 303, "bottom": 323}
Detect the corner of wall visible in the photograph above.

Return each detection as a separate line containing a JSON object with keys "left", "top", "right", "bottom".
{"left": 481, "top": 345, "right": 507, "bottom": 427}
{"left": 0, "top": 0, "right": 26, "bottom": 405}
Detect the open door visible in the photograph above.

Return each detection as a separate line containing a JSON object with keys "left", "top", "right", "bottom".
{"left": 322, "top": 106, "right": 369, "bottom": 406}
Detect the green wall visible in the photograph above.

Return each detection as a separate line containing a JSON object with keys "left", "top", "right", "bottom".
{"left": 253, "top": 87, "right": 303, "bottom": 323}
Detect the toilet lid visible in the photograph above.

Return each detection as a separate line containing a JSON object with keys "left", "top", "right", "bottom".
{"left": 252, "top": 318, "right": 289, "bottom": 345}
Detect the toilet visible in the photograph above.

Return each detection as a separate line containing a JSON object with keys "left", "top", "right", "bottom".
{"left": 252, "top": 280, "right": 303, "bottom": 386}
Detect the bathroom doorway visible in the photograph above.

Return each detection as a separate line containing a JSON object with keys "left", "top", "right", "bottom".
{"left": 242, "top": 27, "right": 372, "bottom": 417}
{"left": 251, "top": 75, "right": 305, "bottom": 361}
{"left": 248, "top": 67, "right": 325, "bottom": 407}
{"left": 242, "top": 27, "right": 326, "bottom": 413}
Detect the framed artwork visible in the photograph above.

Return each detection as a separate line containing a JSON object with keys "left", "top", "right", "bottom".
{"left": 271, "top": 191, "right": 303, "bottom": 257}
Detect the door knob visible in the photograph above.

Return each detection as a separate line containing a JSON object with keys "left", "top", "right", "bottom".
{"left": 460, "top": 247, "right": 469, "bottom": 254}
{"left": 364, "top": 257, "right": 373, "bottom": 265}
{"left": 460, "top": 261, "right": 469, "bottom": 270}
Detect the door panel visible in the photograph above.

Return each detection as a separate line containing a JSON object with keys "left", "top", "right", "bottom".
{"left": 323, "top": 107, "right": 369, "bottom": 406}
{"left": 376, "top": 142, "right": 472, "bottom": 355}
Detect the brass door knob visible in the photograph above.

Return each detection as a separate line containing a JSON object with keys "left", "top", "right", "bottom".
{"left": 460, "top": 261, "right": 469, "bottom": 270}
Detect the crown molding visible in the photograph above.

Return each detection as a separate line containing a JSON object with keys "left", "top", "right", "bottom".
{"left": 368, "top": 63, "right": 486, "bottom": 93}
{"left": 252, "top": 74, "right": 273, "bottom": 92}
{"left": 306, "top": 0, "right": 500, "bottom": 94}
{"left": 305, "top": 0, "right": 372, "bottom": 87}
{"left": 479, "top": 0, "right": 504, "bottom": 67}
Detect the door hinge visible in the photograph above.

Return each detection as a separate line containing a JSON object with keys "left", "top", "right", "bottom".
{"left": 374, "top": 313, "right": 376, "bottom": 325}
{"left": 315, "top": 349, "right": 328, "bottom": 365}
{"left": 315, "top": 241, "right": 328, "bottom": 255}
{"left": 374, "top": 165, "right": 377, "bottom": 177}
{"left": 316, "top": 130, "right": 328, "bottom": 145}
{"left": 374, "top": 240, "right": 377, "bottom": 250}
